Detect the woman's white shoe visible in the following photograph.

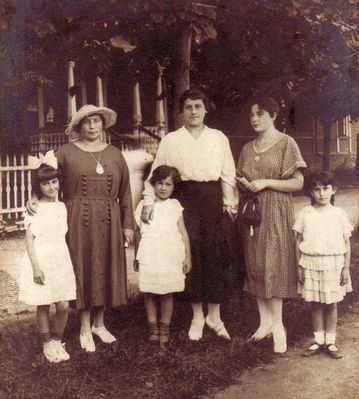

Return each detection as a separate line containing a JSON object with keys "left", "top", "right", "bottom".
{"left": 188, "top": 318, "right": 205, "bottom": 341}
{"left": 91, "top": 325, "right": 116, "bottom": 344}
{"left": 273, "top": 327, "right": 287, "bottom": 354}
{"left": 80, "top": 332, "right": 96, "bottom": 352}
{"left": 205, "top": 316, "right": 231, "bottom": 340}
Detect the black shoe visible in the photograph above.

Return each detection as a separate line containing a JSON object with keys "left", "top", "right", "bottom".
{"left": 326, "top": 344, "right": 343, "bottom": 359}
{"left": 301, "top": 343, "right": 323, "bottom": 357}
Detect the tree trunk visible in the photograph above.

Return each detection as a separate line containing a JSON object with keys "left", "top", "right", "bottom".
{"left": 322, "top": 117, "right": 331, "bottom": 170}
{"left": 173, "top": 26, "right": 192, "bottom": 129}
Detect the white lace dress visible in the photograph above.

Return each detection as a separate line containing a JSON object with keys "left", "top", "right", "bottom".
{"left": 135, "top": 199, "right": 186, "bottom": 294}
{"left": 18, "top": 201, "right": 77, "bottom": 305}
{"left": 293, "top": 205, "right": 353, "bottom": 304}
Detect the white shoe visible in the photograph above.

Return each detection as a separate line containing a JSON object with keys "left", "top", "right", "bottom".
{"left": 43, "top": 341, "right": 61, "bottom": 363}
{"left": 205, "top": 316, "right": 231, "bottom": 340}
{"left": 188, "top": 318, "right": 205, "bottom": 341}
{"left": 80, "top": 332, "right": 96, "bottom": 352}
{"left": 273, "top": 327, "right": 287, "bottom": 354}
{"left": 53, "top": 340, "right": 70, "bottom": 361}
{"left": 91, "top": 325, "right": 116, "bottom": 344}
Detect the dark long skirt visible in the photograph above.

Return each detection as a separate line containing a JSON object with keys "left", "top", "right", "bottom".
{"left": 174, "top": 181, "right": 225, "bottom": 303}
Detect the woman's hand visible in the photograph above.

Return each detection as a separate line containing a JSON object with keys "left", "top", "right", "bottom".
{"left": 182, "top": 257, "right": 192, "bottom": 274}
{"left": 133, "top": 259, "right": 139, "bottom": 272}
{"left": 297, "top": 266, "right": 305, "bottom": 285}
{"left": 26, "top": 196, "right": 39, "bottom": 215}
{"left": 340, "top": 267, "right": 350, "bottom": 286}
{"left": 141, "top": 205, "right": 154, "bottom": 224}
{"left": 33, "top": 267, "right": 45, "bottom": 285}
{"left": 123, "top": 229, "right": 134, "bottom": 246}
{"left": 246, "top": 179, "right": 267, "bottom": 193}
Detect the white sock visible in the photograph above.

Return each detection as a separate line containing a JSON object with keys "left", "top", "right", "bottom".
{"left": 325, "top": 332, "right": 336, "bottom": 346}
{"left": 208, "top": 303, "right": 221, "bottom": 324}
{"left": 313, "top": 331, "right": 325, "bottom": 345}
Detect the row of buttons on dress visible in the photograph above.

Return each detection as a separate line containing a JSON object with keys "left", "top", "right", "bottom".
{"left": 81, "top": 173, "right": 113, "bottom": 227}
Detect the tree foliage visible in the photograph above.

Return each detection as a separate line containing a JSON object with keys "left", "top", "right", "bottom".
{"left": 2, "top": 0, "right": 359, "bottom": 165}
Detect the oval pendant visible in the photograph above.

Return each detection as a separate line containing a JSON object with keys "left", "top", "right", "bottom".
{"left": 254, "top": 155, "right": 260, "bottom": 161}
{"left": 96, "top": 162, "right": 104, "bottom": 174}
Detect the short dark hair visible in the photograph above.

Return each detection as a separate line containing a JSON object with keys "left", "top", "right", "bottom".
{"left": 305, "top": 170, "right": 336, "bottom": 205}
{"left": 32, "top": 165, "right": 61, "bottom": 198}
{"left": 250, "top": 96, "right": 280, "bottom": 117}
{"left": 150, "top": 165, "right": 181, "bottom": 191}
{"left": 73, "top": 113, "right": 105, "bottom": 133}
{"left": 179, "top": 88, "right": 210, "bottom": 113}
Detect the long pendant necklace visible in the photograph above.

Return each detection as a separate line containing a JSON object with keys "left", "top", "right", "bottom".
{"left": 88, "top": 152, "right": 104, "bottom": 174}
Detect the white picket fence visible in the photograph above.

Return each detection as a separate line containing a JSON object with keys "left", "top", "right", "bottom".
{"left": 0, "top": 154, "right": 33, "bottom": 232}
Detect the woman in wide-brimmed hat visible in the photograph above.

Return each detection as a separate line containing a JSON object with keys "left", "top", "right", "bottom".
{"left": 28, "top": 104, "right": 134, "bottom": 352}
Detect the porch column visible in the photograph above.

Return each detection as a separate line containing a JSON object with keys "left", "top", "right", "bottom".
{"left": 96, "top": 76, "right": 104, "bottom": 107}
{"left": 37, "top": 84, "right": 45, "bottom": 129}
{"left": 156, "top": 62, "right": 166, "bottom": 137}
{"left": 133, "top": 81, "right": 142, "bottom": 145}
{"left": 67, "top": 61, "right": 77, "bottom": 121}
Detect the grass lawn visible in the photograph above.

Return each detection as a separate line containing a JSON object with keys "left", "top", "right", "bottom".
{"left": 1, "top": 261, "right": 358, "bottom": 399}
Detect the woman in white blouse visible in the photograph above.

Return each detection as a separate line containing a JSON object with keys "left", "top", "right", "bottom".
{"left": 141, "top": 88, "right": 238, "bottom": 341}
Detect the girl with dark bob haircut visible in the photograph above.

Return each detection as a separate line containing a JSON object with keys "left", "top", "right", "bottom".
{"left": 304, "top": 171, "right": 336, "bottom": 205}
{"left": 149, "top": 165, "right": 182, "bottom": 190}
{"left": 32, "top": 165, "right": 62, "bottom": 198}
{"left": 179, "top": 88, "right": 210, "bottom": 113}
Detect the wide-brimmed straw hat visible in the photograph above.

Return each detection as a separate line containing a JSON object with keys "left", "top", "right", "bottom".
{"left": 65, "top": 104, "right": 117, "bottom": 137}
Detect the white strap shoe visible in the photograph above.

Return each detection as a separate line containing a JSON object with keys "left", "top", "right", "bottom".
{"left": 91, "top": 325, "right": 116, "bottom": 344}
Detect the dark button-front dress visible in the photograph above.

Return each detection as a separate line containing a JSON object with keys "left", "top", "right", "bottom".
{"left": 56, "top": 143, "right": 134, "bottom": 309}
{"left": 236, "top": 134, "right": 306, "bottom": 299}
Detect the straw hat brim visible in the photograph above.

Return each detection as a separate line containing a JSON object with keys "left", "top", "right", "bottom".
{"left": 65, "top": 105, "right": 117, "bottom": 136}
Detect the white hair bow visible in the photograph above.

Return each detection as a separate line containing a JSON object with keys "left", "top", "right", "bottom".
{"left": 28, "top": 150, "right": 58, "bottom": 170}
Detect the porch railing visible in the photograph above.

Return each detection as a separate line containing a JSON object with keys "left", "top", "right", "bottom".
{"left": 0, "top": 154, "right": 32, "bottom": 232}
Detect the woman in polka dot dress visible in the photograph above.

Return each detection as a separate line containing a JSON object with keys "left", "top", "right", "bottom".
{"left": 236, "top": 96, "right": 306, "bottom": 353}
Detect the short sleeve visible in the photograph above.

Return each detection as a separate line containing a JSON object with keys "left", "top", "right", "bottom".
{"left": 24, "top": 213, "right": 40, "bottom": 236}
{"left": 293, "top": 207, "right": 305, "bottom": 234}
{"left": 170, "top": 199, "right": 184, "bottom": 221}
{"left": 280, "top": 136, "right": 307, "bottom": 179}
{"left": 340, "top": 209, "right": 353, "bottom": 239}
{"left": 134, "top": 200, "right": 144, "bottom": 228}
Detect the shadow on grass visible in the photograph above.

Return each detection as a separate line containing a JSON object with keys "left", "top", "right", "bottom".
{"left": 1, "top": 262, "right": 358, "bottom": 399}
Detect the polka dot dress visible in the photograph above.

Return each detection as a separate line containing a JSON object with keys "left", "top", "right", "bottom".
{"left": 237, "top": 134, "right": 306, "bottom": 298}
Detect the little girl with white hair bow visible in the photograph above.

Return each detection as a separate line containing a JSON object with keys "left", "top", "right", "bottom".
{"left": 19, "top": 150, "right": 76, "bottom": 363}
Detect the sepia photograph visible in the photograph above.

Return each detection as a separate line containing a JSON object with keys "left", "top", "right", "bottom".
{"left": 1, "top": 1, "right": 359, "bottom": 398}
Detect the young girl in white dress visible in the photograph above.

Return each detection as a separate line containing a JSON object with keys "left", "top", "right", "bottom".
{"left": 19, "top": 151, "right": 76, "bottom": 363}
{"left": 134, "top": 165, "right": 192, "bottom": 347}
{"left": 294, "top": 171, "right": 352, "bottom": 359}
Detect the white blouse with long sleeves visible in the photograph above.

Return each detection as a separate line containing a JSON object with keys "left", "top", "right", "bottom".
{"left": 143, "top": 126, "right": 238, "bottom": 206}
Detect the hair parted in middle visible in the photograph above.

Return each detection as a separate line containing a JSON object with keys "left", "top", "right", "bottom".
{"left": 149, "top": 165, "right": 182, "bottom": 190}
{"left": 179, "top": 88, "right": 210, "bottom": 113}
{"left": 304, "top": 170, "right": 336, "bottom": 205}
{"left": 32, "top": 164, "right": 62, "bottom": 198}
